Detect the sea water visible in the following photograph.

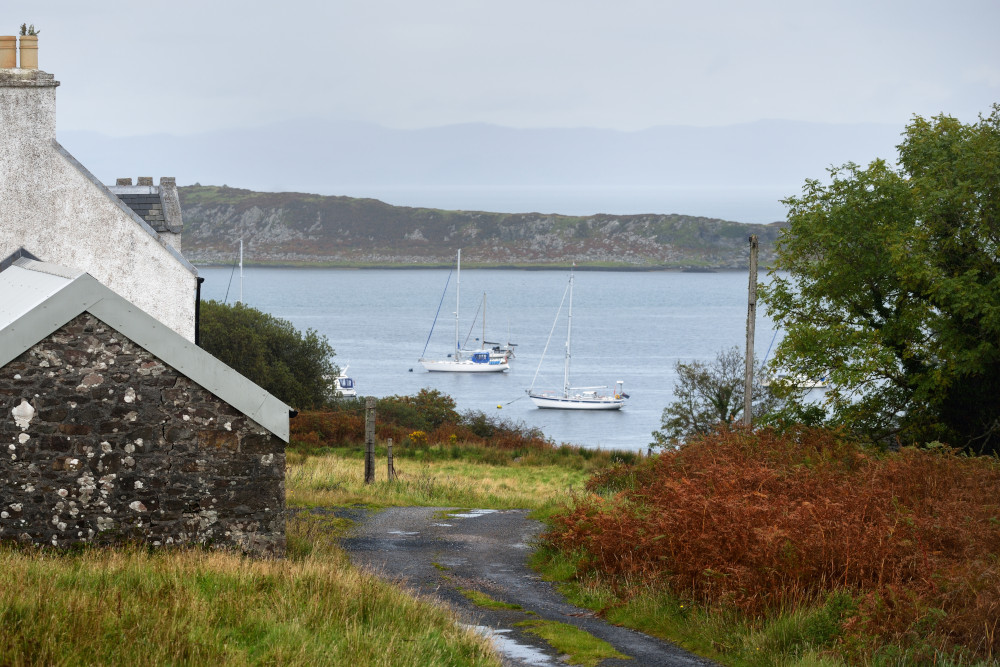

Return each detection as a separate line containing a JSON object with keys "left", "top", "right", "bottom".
{"left": 197, "top": 267, "right": 781, "bottom": 452}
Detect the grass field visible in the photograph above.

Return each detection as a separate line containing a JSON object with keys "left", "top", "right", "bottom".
{"left": 0, "top": 536, "right": 500, "bottom": 666}
{"left": 286, "top": 446, "right": 604, "bottom": 512}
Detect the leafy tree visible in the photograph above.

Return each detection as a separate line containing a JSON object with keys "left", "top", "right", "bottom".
{"left": 652, "top": 346, "right": 783, "bottom": 448}
{"left": 199, "top": 300, "right": 337, "bottom": 409}
{"left": 762, "top": 105, "right": 1000, "bottom": 453}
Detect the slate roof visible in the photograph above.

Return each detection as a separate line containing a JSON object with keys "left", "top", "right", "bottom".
{"left": 107, "top": 178, "right": 183, "bottom": 235}
{"left": 0, "top": 258, "right": 290, "bottom": 441}
{"left": 119, "top": 193, "right": 166, "bottom": 227}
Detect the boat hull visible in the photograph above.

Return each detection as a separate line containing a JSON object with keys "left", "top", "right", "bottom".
{"left": 420, "top": 359, "right": 509, "bottom": 373}
{"left": 528, "top": 392, "right": 625, "bottom": 410}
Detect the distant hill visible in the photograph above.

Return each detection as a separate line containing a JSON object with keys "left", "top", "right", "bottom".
{"left": 60, "top": 118, "right": 902, "bottom": 223}
{"left": 179, "top": 185, "right": 785, "bottom": 269}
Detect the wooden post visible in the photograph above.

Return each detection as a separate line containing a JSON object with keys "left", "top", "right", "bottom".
{"left": 387, "top": 437, "right": 396, "bottom": 481}
{"left": 364, "top": 396, "right": 376, "bottom": 484}
{"left": 743, "top": 235, "right": 759, "bottom": 427}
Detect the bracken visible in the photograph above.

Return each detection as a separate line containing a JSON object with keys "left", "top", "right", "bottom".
{"left": 544, "top": 426, "right": 1000, "bottom": 660}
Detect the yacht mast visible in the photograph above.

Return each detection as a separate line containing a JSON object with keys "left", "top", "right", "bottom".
{"left": 563, "top": 267, "right": 574, "bottom": 397}
{"left": 238, "top": 239, "right": 244, "bottom": 304}
{"left": 454, "top": 249, "right": 461, "bottom": 360}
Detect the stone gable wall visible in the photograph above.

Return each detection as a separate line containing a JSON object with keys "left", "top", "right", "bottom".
{"left": 0, "top": 313, "right": 285, "bottom": 556}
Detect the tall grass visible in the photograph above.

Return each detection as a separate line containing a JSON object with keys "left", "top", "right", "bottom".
{"left": 0, "top": 537, "right": 500, "bottom": 666}
{"left": 288, "top": 399, "right": 639, "bottom": 511}
{"left": 286, "top": 447, "right": 609, "bottom": 511}
{"left": 542, "top": 427, "right": 1000, "bottom": 663}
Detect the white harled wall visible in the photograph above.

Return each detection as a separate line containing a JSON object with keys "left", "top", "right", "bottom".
{"left": 0, "top": 69, "right": 197, "bottom": 342}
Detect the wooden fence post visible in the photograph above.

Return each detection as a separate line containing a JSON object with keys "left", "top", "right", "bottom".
{"left": 387, "top": 437, "right": 396, "bottom": 481}
{"left": 365, "top": 396, "right": 376, "bottom": 484}
{"left": 743, "top": 235, "right": 759, "bottom": 427}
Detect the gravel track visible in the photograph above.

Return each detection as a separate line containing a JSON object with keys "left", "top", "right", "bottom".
{"left": 337, "top": 506, "right": 717, "bottom": 667}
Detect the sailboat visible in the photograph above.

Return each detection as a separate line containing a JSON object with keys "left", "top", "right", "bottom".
{"left": 333, "top": 365, "right": 357, "bottom": 398}
{"left": 419, "top": 249, "right": 510, "bottom": 372}
{"left": 527, "top": 268, "right": 628, "bottom": 409}
{"left": 470, "top": 292, "right": 516, "bottom": 364}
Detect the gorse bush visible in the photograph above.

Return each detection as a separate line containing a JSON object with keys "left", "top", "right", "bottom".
{"left": 543, "top": 427, "right": 1000, "bottom": 661}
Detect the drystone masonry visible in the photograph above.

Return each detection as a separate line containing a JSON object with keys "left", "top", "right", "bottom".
{"left": 0, "top": 313, "right": 285, "bottom": 556}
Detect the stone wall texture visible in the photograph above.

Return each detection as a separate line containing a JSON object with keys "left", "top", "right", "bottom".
{"left": 0, "top": 313, "right": 285, "bottom": 556}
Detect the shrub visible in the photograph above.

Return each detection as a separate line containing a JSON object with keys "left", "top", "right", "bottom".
{"left": 199, "top": 300, "right": 336, "bottom": 409}
{"left": 543, "top": 427, "right": 1000, "bottom": 660}
{"left": 289, "top": 392, "right": 551, "bottom": 453}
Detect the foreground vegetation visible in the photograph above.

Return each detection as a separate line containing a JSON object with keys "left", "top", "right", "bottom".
{"left": 290, "top": 392, "right": 1000, "bottom": 664}
{"left": 0, "top": 524, "right": 499, "bottom": 666}
{"left": 7, "top": 387, "right": 997, "bottom": 665}
{"left": 537, "top": 427, "right": 1000, "bottom": 665}
{"left": 287, "top": 392, "right": 637, "bottom": 512}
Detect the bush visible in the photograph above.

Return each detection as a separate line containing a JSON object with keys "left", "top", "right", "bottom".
{"left": 199, "top": 300, "right": 336, "bottom": 409}
{"left": 288, "top": 390, "right": 550, "bottom": 453}
{"left": 543, "top": 427, "right": 1000, "bottom": 660}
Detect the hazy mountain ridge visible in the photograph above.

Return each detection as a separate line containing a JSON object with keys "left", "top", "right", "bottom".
{"left": 60, "top": 117, "right": 901, "bottom": 223}
{"left": 179, "top": 186, "right": 784, "bottom": 269}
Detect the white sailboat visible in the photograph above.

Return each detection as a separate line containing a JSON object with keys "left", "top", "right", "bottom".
{"left": 527, "top": 268, "right": 628, "bottom": 410}
{"left": 419, "top": 249, "right": 510, "bottom": 373}
{"left": 472, "top": 292, "right": 516, "bottom": 364}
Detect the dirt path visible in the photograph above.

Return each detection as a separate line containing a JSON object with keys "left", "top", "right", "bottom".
{"left": 337, "top": 506, "right": 717, "bottom": 667}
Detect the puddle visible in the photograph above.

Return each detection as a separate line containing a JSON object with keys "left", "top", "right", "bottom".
{"left": 431, "top": 523, "right": 453, "bottom": 527}
{"left": 449, "top": 509, "right": 499, "bottom": 519}
{"left": 386, "top": 530, "right": 419, "bottom": 536}
{"left": 466, "top": 625, "right": 556, "bottom": 666}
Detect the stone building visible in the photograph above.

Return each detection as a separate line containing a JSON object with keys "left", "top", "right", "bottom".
{"left": 1, "top": 45, "right": 290, "bottom": 556}
{"left": 0, "top": 259, "right": 290, "bottom": 555}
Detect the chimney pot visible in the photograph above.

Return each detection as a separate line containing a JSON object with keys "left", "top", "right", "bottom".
{"left": 137, "top": 177, "right": 153, "bottom": 186}
{"left": 0, "top": 37, "right": 15, "bottom": 69}
{"left": 116, "top": 177, "right": 133, "bottom": 186}
{"left": 159, "top": 177, "right": 176, "bottom": 186}
{"left": 18, "top": 35, "right": 38, "bottom": 70}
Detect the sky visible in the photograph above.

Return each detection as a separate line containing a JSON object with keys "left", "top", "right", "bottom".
{"left": 20, "top": 0, "right": 1000, "bottom": 137}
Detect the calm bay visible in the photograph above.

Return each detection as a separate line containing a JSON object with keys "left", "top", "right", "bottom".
{"left": 197, "top": 266, "right": 780, "bottom": 452}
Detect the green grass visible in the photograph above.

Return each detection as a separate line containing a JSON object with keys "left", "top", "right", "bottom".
{"left": 0, "top": 535, "right": 500, "bottom": 666}
{"left": 529, "top": 546, "right": 860, "bottom": 667}
{"left": 514, "top": 619, "right": 630, "bottom": 666}
{"left": 285, "top": 449, "right": 607, "bottom": 512}
{"left": 458, "top": 588, "right": 523, "bottom": 611}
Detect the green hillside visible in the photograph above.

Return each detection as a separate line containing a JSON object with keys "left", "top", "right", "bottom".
{"left": 179, "top": 185, "right": 784, "bottom": 269}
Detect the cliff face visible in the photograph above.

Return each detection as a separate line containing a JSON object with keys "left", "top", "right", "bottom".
{"left": 179, "top": 185, "right": 785, "bottom": 269}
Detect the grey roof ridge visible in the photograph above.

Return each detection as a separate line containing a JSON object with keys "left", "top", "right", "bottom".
{"left": 50, "top": 139, "right": 197, "bottom": 277}
{"left": 0, "top": 267, "right": 289, "bottom": 441}
{"left": 12, "top": 256, "right": 84, "bottom": 279}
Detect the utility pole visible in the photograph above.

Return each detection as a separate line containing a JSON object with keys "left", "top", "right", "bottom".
{"left": 743, "top": 235, "right": 759, "bottom": 427}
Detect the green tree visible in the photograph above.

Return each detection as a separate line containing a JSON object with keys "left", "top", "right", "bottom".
{"left": 763, "top": 105, "right": 1000, "bottom": 453}
{"left": 652, "top": 346, "right": 783, "bottom": 448}
{"left": 199, "top": 300, "right": 337, "bottom": 409}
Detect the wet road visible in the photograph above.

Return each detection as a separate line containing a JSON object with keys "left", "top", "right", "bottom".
{"left": 338, "top": 506, "right": 717, "bottom": 667}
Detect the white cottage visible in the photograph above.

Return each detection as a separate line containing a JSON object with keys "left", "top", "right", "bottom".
{"left": 0, "top": 56, "right": 197, "bottom": 342}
